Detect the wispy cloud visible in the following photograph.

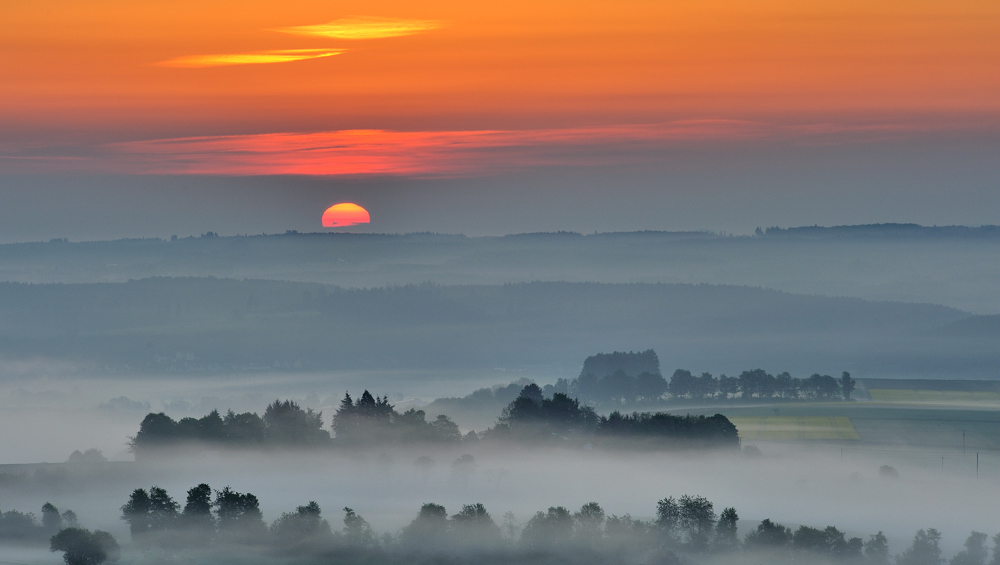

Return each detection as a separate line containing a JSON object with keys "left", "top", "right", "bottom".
{"left": 2, "top": 120, "right": 945, "bottom": 176}
{"left": 106, "top": 121, "right": 771, "bottom": 176}
{"left": 159, "top": 48, "right": 345, "bottom": 68}
{"left": 272, "top": 16, "right": 443, "bottom": 40}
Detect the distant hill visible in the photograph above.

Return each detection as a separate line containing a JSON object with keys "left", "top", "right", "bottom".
{"left": 941, "top": 315, "right": 1000, "bottom": 337}
{"left": 0, "top": 278, "right": 989, "bottom": 378}
{"left": 762, "top": 223, "right": 1000, "bottom": 239}
{"left": 0, "top": 225, "right": 999, "bottom": 313}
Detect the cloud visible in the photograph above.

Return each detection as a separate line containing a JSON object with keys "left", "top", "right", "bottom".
{"left": 104, "top": 121, "right": 778, "bottom": 176}
{"left": 272, "top": 16, "right": 443, "bottom": 40}
{"left": 159, "top": 48, "right": 345, "bottom": 68}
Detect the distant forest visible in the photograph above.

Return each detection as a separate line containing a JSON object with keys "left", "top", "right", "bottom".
{"left": 129, "top": 384, "right": 739, "bottom": 455}
{"left": 0, "top": 277, "right": 984, "bottom": 377}
{"left": 9, "top": 480, "right": 1000, "bottom": 565}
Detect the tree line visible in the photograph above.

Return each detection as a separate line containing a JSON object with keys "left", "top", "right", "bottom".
{"left": 560, "top": 363, "right": 856, "bottom": 406}
{"left": 130, "top": 384, "right": 739, "bottom": 453}
{"left": 21, "top": 484, "right": 1000, "bottom": 565}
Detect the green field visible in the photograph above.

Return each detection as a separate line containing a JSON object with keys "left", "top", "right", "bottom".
{"left": 729, "top": 416, "right": 861, "bottom": 441}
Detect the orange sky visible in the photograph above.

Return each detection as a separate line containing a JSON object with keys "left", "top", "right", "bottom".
{"left": 1, "top": 0, "right": 998, "bottom": 172}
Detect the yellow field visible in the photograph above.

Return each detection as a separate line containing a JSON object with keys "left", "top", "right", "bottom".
{"left": 729, "top": 416, "right": 861, "bottom": 441}
{"left": 868, "top": 389, "right": 1000, "bottom": 404}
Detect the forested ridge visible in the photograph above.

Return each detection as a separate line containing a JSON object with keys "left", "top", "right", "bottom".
{"left": 0, "top": 278, "right": 978, "bottom": 376}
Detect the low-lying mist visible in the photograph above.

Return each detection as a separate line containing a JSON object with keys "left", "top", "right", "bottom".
{"left": 4, "top": 445, "right": 998, "bottom": 564}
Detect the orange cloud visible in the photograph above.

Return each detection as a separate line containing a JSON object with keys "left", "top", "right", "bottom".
{"left": 272, "top": 16, "right": 443, "bottom": 40}
{"left": 160, "top": 48, "right": 345, "bottom": 68}
{"left": 104, "top": 120, "right": 916, "bottom": 176}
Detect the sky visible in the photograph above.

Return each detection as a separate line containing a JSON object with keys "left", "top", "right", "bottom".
{"left": 0, "top": 0, "right": 998, "bottom": 239}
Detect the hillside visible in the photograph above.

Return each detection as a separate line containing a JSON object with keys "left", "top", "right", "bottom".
{"left": 0, "top": 278, "right": 986, "bottom": 378}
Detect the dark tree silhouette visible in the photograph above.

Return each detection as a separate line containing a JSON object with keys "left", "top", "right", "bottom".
{"left": 451, "top": 503, "right": 502, "bottom": 547}
{"left": 214, "top": 487, "right": 265, "bottom": 542}
{"left": 841, "top": 372, "right": 856, "bottom": 400}
{"left": 342, "top": 507, "right": 376, "bottom": 547}
{"left": 744, "top": 519, "right": 792, "bottom": 548}
{"left": 120, "top": 489, "right": 152, "bottom": 539}
{"left": 42, "top": 502, "right": 63, "bottom": 534}
{"left": 952, "top": 532, "right": 989, "bottom": 565}
{"left": 400, "top": 503, "right": 449, "bottom": 550}
{"left": 50, "top": 528, "right": 119, "bottom": 565}
{"left": 865, "top": 531, "right": 891, "bottom": 565}
{"left": 715, "top": 507, "right": 739, "bottom": 551}
{"left": 897, "top": 528, "right": 943, "bottom": 565}
{"left": 182, "top": 483, "right": 214, "bottom": 544}
{"left": 270, "top": 501, "right": 333, "bottom": 547}
{"left": 520, "top": 507, "right": 574, "bottom": 549}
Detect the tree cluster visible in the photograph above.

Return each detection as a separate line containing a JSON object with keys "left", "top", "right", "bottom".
{"left": 331, "top": 390, "right": 464, "bottom": 445}
{"left": 487, "top": 384, "right": 739, "bottom": 448}
{"left": 129, "top": 400, "right": 329, "bottom": 456}
{"left": 0, "top": 502, "right": 78, "bottom": 543}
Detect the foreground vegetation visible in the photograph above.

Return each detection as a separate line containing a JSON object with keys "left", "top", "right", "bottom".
{"left": 9, "top": 483, "right": 1000, "bottom": 565}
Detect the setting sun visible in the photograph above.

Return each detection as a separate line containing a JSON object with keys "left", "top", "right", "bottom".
{"left": 322, "top": 203, "right": 370, "bottom": 228}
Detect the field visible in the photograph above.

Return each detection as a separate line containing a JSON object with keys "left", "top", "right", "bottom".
{"left": 665, "top": 380, "right": 1000, "bottom": 477}
{"left": 867, "top": 389, "right": 1000, "bottom": 405}
{"left": 728, "top": 416, "right": 861, "bottom": 441}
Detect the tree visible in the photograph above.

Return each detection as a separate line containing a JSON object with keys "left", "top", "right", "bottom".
{"left": 718, "top": 374, "right": 739, "bottom": 399}
{"left": 270, "top": 501, "right": 333, "bottom": 547}
{"left": 988, "top": 533, "right": 1000, "bottom": 565}
{"left": 866, "top": 531, "right": 891, "bottom": 565}
{"left": 50, "top": 528, "right": 119, "bottom": 565}
{"left": 42, "top": 502, "right": 63, "bottom": 533}
{"left": 669, "top": 370, "right": 697, "bottom": 398}
{"left": 430, "top": 415, "right": 462, "bottom": 442}
{"left": 574, "top": 502, "right": 606, "bottom": 547}
{"left": 678, "top": 495, "right": 715, "bottom": 551}
{"left": 120, "top": 488, "right": 152, "bottom": 540}
{"left": 61, "top": 510, "right": 79, "bottom": 529}
{"left": 520, "top": 507, "right": 574, "bottom": 549}
{"left": 148, "top": 486, "right": 179, "bottom": 532}
{"left": 342, "top": 507, "right": 375, "bottom": 547}
{"left": 182, "top": 483, "right": 214, "bottom": 544}
{"left": 263, "top": 400, "right": 329, "bottom": 446}
{"left": 897, "top": 529, "right": 943, "bottom": 565}
{"left": 842, "top": 372, "right": 856, "bottom": 401}
{"left": 451, "top": 503, "right": 502, "bottom": 547}
{"left": 952, "top": 532, "right": 989, "bottom": 565}
{"left": 635, "top": 372, "right": 668, "bottom": 402}
{"left": 400, "top": 503, "right": 449, "bottom": 550}
{"left": 214, "top": 487, "right": 265, "bottom": 541}
{"left": 655, "top": 497, "right": 680, "bottom": 535}
{"left": 714, "top": 507, "right": 739, "bottom": 551}
{"left": 744, "top": 519, "right": 791, "bottom": 549}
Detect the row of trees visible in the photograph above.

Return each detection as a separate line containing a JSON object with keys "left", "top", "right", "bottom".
{"left": 131, "top": 385, "right": 740, "bottom": 451}
{"left": 487, "top": 384, "right": 740, "bottom": 448}
{"left": 130, "top": 400, "right": 329, "bottom": 455}
{"left": 108, "top": 484, "right": 1000, "bottom": 565}
{"left": 668, "top": 369, "right": 857, "bottom": 401}
{"left": 565, "top": 367, "right": 857, "bottom": 405}
{"left": 0, "top": 502, "right": 78, "bottom": 542}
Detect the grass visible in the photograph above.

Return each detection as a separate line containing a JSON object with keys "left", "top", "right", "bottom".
{"left": 729, "top": 416, "right": 861, "bottom": 441}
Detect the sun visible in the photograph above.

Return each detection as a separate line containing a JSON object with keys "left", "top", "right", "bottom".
{"left": 322, "top": 203, "right": 370, "bottom": 228}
